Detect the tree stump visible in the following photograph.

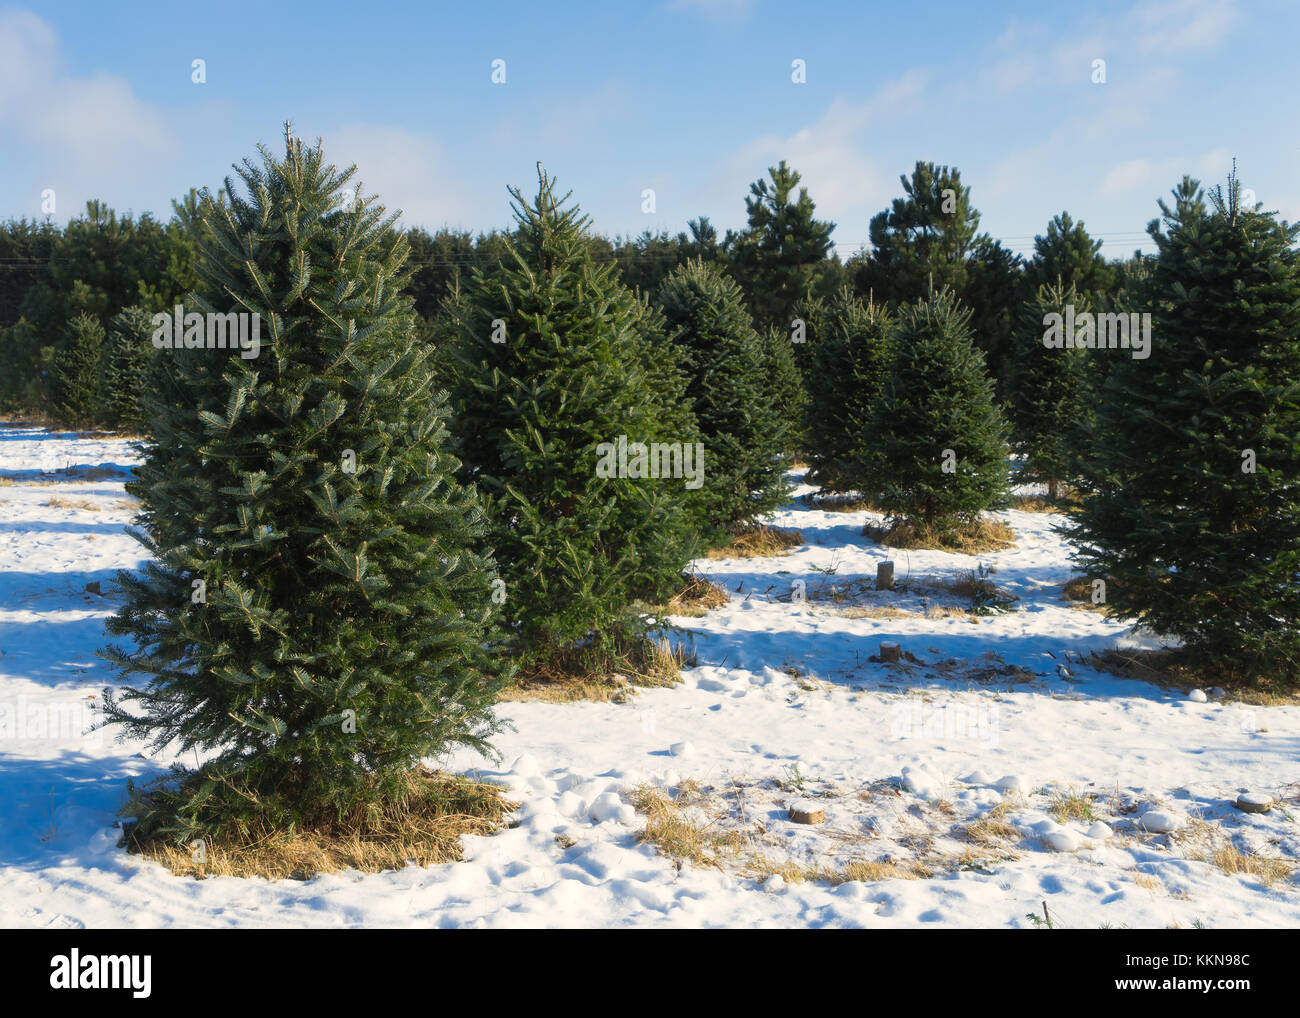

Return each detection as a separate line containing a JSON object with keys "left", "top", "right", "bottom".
{"left": 877, "top": 560, "right": 894, "bottom": 590}
{"left": 880, "top": 640, "right": 901, "bottom": 663}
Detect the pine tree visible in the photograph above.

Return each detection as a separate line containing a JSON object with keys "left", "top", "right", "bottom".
{"left": 447, "top": 166, "right": 697, "bottom": 666}
{"left": 804, "top": 288, "right": 894, "bottom": 493}
{"left": 52, "top": 312, "right": 104, "bottom": 427}
{"left": 1005, "top": 282, "right": 1092, "bottom": 499}
{"left": 656, "top": 259, "right": 789, "bottom": 534}
{"left": 1065, "top": 171, "right": 1300, "bottom": 684}
{"left": 854, "top": 162, "right": 979, "bottom": 306}
{"left": 1023, "top": 212, "right": 1114, "bottom": 299}
{"left": 857, "top": 290, "right": 1009, "bottom": 527}
{"left": 727, "top": 162, "right": 836, "bottom": 330}
{"left": 99, "top": 305, "right": 155, "bottom": 431}
{"left": 99, "top": 127, "right": 508, "bottom": 841}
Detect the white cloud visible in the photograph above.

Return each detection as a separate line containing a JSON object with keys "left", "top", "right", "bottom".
{"left": 1099, "top": 146, "right": 1234, "bottom": 196}
{"left": 324, "top": 124, "right": 484, "bottom": 231}
{"left": 0, "top": 8, "right": 172, "bottom": 184}
{"left": 702, "top": 69, "right": 929, "bottom": 241}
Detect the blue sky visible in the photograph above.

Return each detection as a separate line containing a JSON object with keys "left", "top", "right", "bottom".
{"left": 1, "top": 0, "right": 1295, "bottom": 258}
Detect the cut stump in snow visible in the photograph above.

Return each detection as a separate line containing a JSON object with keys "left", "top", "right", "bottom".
{"left": 788, "top": 803, "right": 825, "bottom": 825}
{"left": 880, "top": 641, "right": 901, "bottom": 663}
{"left": 1235, "top": 793, "right": 1273, "bottom": 814}
{"left": 877, "top": 560, "right": 894, "bottom": 590}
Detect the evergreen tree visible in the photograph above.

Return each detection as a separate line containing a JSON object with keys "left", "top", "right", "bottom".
{"left": 656, "top": 259, "right": 789, "bottom": 534}
{"left": 804, "top": 288, "right": 894, "bottom": 493}
{"left": 854, "top": 162, "right": 979, "bottom": 306}
{"left": 99, "top": 127, "right": 508, "bottom": 840}
{"left": 1023, "top": 212, "right": 1114, "bottom": 299}
{"left": 1066, "top": 171, "right": 1300, "bottom": 684}
{"left": 856, "top": 290, "right": 1009, "bottom": 527}
{"left": 99, "top": 306, "right": 156, "bottom": 431}
{"left": 447, "top": 165, "right": 697, "bottom": 664}
{"left": 727, "top": 162, "right": 836, "bottom": 330}
{"left": 52, "top": 312, "right": 104, "bottom": 427}
{"left": 756, "top": 323, "right": 805, "bottom": 457}
{"left": 1006, "top": 282, "right": 1092, "bottom": 498}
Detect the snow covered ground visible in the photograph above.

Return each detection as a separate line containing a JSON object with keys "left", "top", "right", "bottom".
{"left": 2, "top": 422, "right": 1298, "bottom": 929}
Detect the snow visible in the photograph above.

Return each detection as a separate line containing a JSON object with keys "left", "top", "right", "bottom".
{"left": 2, "top": 423, "right": 1299, "bottom": 928}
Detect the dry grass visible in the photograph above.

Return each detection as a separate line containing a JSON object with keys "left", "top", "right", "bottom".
{"left": 1086, "top": 648, "right": 1300, "bottom": 705}
{"left": 660, "top": 573, "right": 729, "bottom": 617}
{"left": 502, "top": 635, "right": 686, "bottom": 703}
{"left": 45, "top": 496, "right": 100, "bottom": 511}
{"left": 862, "top": 516, "right": 1016, "bottom": 554}
{"left": 1008, "top": 491, "right": 1080, "bottom": 513}
{"left": 630, "top": 784, "right": 748, "bottom": 869}
{"left": 705, "top": 525, "right": 804, "bottom": 559}
{"left": 1200, "top": 844, "right": 1294, "bottom": 885}
{"left": 130, "top": 768, "right": 514, "bottom": 880}
{"left": 963, "top": 802, "right": 1021, "bottom": 846}
{"left": 1049, "top": 790, "right": 1097, "bottom": 824}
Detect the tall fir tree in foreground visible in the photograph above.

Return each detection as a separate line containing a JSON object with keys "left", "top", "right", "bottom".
{"left": 100, "top": 127, "right": 507, "bottom": 842}
{"left": 1066, "top": 172, "right": 1300, "bottom": 684}
{"left": 1006, "top": 282, "right": 1093, "bottom": 499}
{"left": 856, "top": 290, "right": 1009, "bottom": 529}
{"left": 447, "top": 166, "right": 697, "bottom": 669}
{"left": 804, "top": 288, "right": 894, "bottom": 493}
{"left": 53, "top": 312, "right": 104, "bottom": 427}
{"left": 655, "top": 259, "right": 788, "bottom": 536}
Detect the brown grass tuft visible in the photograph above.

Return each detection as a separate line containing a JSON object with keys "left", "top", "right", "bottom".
{"left": 706, "top": 525, "right": 804, "bottom": 559}
{"left": 504, "top": 634, "right": 686, "bottom": 703}
{"left": 45, "top": 496, "right": 101, "bottom": 511}
{"left": 630, "top": 784, "right": 747, "bottom": 869}
{"left": 661, "top": 573, "right": 730, "bottom": 617}
{"left": 863, "top": 516, "right": 1015, "bottom": 554}
{"left": 129, "top": 768, "right": 514, "bottom": 880}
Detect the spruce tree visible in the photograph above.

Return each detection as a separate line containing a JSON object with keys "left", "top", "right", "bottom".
{"left": 99, "top": 305, "right": 155, "bottom": 431}
{"left": 447, "top": 166, "right": 697, "bottom": 666}
{"left": 857, "top": 290, "right": 1009, "bottom": 527}
{"left": 804, "top": 288, "right": 894, "bottom": 493}
{"left": 99, "top": 127, "right": 507, "bottom": 841}
{"left": 1066, "top": 171, "right": 1300, "bottom": 684}
{"left": 655, "top": 259, "right": 788, "bottom": 535}
{"left": 53, "top": 312, "right": 104, "bottom": 427}
{"left": 1006, "top": 282, "right": 1092, "bottom": 498}
{"left": 756, "top": 323, "right": 806, "bottom": 457}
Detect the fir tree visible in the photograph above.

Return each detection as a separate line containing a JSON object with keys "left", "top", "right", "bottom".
{"left": 756, "top": 323, "right": 806, "bottom": 457}
{"left": 447, "top": 166, "right": 697, "bottom": 665}
{"left": 857, "top": 290, "right": 1009, "bottom": 527}
{"left": 52, "top": 312, "right": 104, "bottom": 427}
{"left": 804, "top": 288, "right": 894, "bottom": 493}
{"left": 99, "top": 305, "right": 155, "bottom": 431}
{"left": 1006, "top": 282, "right": 1092, "bottom": 499}
{"left": 656, "top": 259, "right": 789, "bottom": 534}
{"left": 99, "top": 126, "right": 508, "bottom": 841}
{"left": 1066, "top": 171, "right": 1300, "bottom": 683}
